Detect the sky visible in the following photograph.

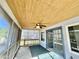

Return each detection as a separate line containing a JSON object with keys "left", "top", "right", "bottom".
{"left": 0, "top": 16, "right": 9, "bottom": 29}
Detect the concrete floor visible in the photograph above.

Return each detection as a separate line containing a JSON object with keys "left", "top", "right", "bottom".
{"left": 14, "top": 47, "right": 64, "bottom": 59}
{"left": 14, "top": 47, "right": 32, "bottom": 59}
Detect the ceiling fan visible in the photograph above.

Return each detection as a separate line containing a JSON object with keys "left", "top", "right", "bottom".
{"left": 31, "top": 19, "right": 47, "bottom": 29}
{"left": 35, "top": 23, "right": 46, "bottom": 29}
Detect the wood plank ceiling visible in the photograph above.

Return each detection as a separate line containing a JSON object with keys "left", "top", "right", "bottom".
{"left": 7, "top": 0, "right": 79, "bottom": 29}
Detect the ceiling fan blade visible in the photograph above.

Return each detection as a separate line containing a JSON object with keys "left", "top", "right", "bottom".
{"left": 41, "top": 24, "right": 46, "bottom": 27}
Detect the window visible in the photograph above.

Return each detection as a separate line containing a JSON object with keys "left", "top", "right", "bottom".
{"left": 68, "top": 25, "right": 79, "bottom": 52}
{"left": 41, "top": 32, "right": 44, "bottom": 41}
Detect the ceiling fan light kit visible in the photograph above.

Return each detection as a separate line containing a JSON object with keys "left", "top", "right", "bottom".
{"left": 35, "top": 25, "right": 40, "bottom": 29}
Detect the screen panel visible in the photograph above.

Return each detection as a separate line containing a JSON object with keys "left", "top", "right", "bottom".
{"left": 21, "top": 30, "right": 40, "bottom": 40}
